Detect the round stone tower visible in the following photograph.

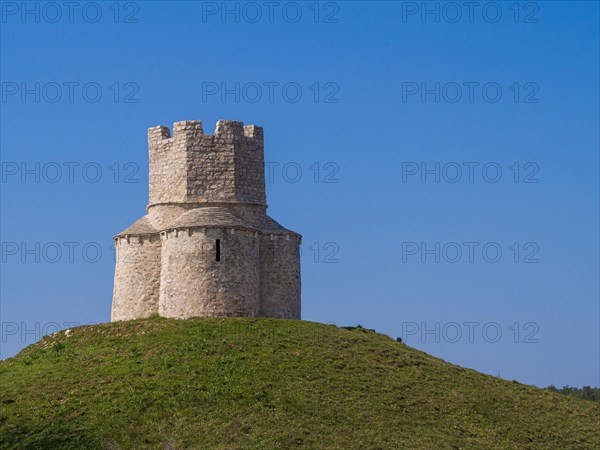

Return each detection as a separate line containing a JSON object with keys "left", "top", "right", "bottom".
{"left": 111, "top": 217, "right": 161, "bottom": 321}
{"left": 111, "top": 119, "right": 301, "bottom": 321}
{"left": 158, "top": 208, "right": 261, "bottom": 318}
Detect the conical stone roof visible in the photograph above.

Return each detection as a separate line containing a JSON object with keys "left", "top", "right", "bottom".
{"left": 170, "top": 207, "right": 258, "bottom": 232}
{"left": 115, "top": 216, "right": 157, "bottom": 237}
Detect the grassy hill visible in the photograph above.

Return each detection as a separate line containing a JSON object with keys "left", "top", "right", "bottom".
{"left": 1, "top": 317, "right": 598, "bottom": 449}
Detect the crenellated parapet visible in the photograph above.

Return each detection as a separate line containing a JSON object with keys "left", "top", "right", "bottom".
{"left": 148, "top": 120, "right": 266, "bottom": 212}
{"left": 148, "top": 120, "right": 263, "bottom": 147}
{"left": 148, "top": 125, "right": 171, "bottom": 145}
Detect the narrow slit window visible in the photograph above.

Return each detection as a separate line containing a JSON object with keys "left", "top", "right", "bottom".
{"left": 215, "top": 239, "right": 221, "bottom": 261}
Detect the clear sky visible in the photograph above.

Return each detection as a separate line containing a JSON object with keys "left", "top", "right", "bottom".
{"left": 1, "top": 1, "right": 598, "bottom": 388}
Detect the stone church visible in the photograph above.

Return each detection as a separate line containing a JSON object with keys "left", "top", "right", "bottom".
{"left": 111, "top": 120, "right": 301, "bottom": 321}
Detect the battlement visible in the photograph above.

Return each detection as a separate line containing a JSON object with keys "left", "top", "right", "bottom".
{"left": 148, "top": 125, "right": 171, "bottom": 145}
{"left": 148, "top": 120, "right": 263, "bottom": 146}
{"left": 148, "top": 119, "right": 266, "bottom": 207}
{"left": 244, "top": 124, "right": 263, "bottom": 140}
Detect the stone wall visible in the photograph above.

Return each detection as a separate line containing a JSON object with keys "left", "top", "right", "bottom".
{"left": 148, "top": 125, "right": 187, "bottom": 205}
{"left": 111, "top": 235, "right": 161, "bottom": 321}
{"left": 158, "top": 227, "right": 260, "bottom": 319}
{"left": 233, "top": 124, "right": 266, "bottom": 204}
{"left": 259, "top": 234, "right": 301, "bottom": 319}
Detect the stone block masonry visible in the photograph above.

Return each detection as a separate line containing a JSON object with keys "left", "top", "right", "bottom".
{"left": 111, "top": 120, "right": 301, "bottom": 321}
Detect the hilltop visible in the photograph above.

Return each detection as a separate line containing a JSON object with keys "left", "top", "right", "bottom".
{"left": 1, "top": 318, "right": 598, "bottom": 449}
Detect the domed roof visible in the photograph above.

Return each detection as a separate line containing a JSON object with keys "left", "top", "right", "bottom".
{"left": 115, "top": 216, "right": 157, "bottom": 237}
{"left": 170, "top": 207, "right": 258, "bottom": 231}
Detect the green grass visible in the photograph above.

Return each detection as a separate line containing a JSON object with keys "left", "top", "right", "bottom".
{"left": 1, "top": 317, "right": 598, "bottom": 449}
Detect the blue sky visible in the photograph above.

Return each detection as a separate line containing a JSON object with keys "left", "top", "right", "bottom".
{"left": 1, "top": 1, "right": 598, "bottom": 388}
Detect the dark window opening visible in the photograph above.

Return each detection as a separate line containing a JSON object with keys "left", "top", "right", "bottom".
{"left": 215, "top": 239, "right": 221, "bottom": 261}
